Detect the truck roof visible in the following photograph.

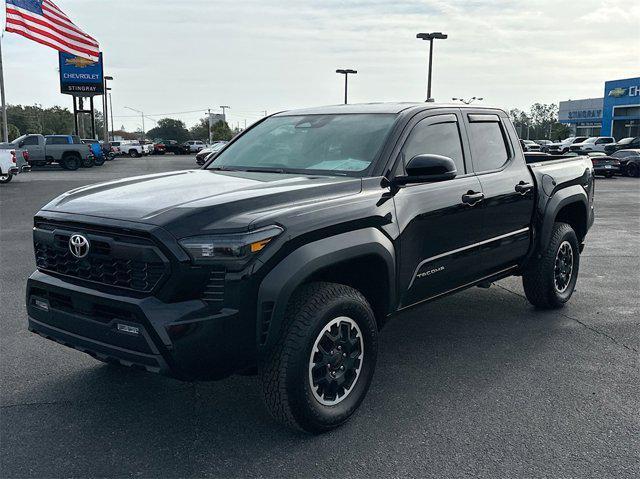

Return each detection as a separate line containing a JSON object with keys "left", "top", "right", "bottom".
{"left": 274, "top": 102, "right": 503, "bottom": 116}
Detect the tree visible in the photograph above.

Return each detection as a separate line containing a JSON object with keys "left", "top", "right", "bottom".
{"left": 189, "top": 116, "right": 234, "bottom": 142}
{"left": 8, "top": 124, "right": 20, "bottom": 141}
{"left": 146, "top": 118, "right": 190, "bottom": 142}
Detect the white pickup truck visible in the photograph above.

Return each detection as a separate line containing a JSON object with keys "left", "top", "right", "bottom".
{"left": 0, "top": 149, "right": 28, "bottom": 184}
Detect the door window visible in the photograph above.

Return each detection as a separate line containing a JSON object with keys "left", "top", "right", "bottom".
{"left": 23, "top": 136, "right": 40, "bottom": 146}
{"left": 401, "top": 116, "right": 465, "bottom": 174}
{"left": 467, "top": 119, "right": 510, "bottom": 172}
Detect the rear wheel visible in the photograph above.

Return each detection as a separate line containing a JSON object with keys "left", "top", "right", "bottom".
{"left": 61, "top": 155, "right": 80, "bottom": 171}
{"left": 82, "top": 156, "right": 95, "bottom": 168}
{"left": 0, "top": 172, "right": 13, "bottom": 183}
{"left": 129, "top": 149, "right": 140, "bottom": 158}
{"left": 626, "top": 162, "right": 639, "bottom": 178}
{"left": 259, "top": 282, "right": 378, "bottom": 433}
{"left": 523, "top": 222, "right": 579, "bottom": 309}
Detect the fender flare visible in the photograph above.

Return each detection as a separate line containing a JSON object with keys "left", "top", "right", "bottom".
{"left": 256, "top": 227, "right": 396, "bottom": 353}
{"left": 539, "top": 184, "right": 588, "bottom": 251}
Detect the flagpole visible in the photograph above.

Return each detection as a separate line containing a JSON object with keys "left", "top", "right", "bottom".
{"left": 0, "top": 35, "right": 9, "bottom": 143}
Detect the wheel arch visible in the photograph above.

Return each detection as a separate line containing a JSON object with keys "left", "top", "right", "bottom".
{"left": 256, "top": 228, "right": 396, "bottom": 353}
{"left": 540, "top": 185, "right": 589, "bottom": 250}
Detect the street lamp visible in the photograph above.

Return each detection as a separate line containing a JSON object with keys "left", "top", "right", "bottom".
{"left": 124, "top": 106, "right": 145, "bottom": 138}
{"left": 452, "top": 96, "right": 483, "bottom": 105}
{"left": 102, "top": 76, "right": 113, "bottom": 142}
{"left": 336, "top": 69, "right": 357, "bottom": 104}
{"left": 416, "top": 32, "right": 448, "bottom": 102}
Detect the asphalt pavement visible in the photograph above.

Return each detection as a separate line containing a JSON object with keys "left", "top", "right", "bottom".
{"left": 1, "top": 156, "right": 639, "bottom": 478}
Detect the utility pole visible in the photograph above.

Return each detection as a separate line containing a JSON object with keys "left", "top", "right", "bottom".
{"left": 208, "top": 108, "right": 213, "bottom": 144}
{"left": 336, "top": 69, "right": 357, "bottom": 104}
{"left": 417, "top": 32, "right": 448, "bottom": 101}
{"left": 263, "top": 110, "right": 267, "bottom": 117}
{"left": 220, "top": 105, "right": 230, "bottom": 123}
{"left": 125, "top": 106, "right": 145, "bottom": 138}
{"left": 0, "top": 39, "right": 8, "bottom": 142}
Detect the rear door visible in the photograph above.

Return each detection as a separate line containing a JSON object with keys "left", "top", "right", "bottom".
{"left": 393, "top": 110, "right": 486, "bottom": 308}
{"left": 463, "top": 111, "right": 534, "bottom": 275}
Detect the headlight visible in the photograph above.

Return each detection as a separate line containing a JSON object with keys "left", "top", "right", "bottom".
{"left": 179, "top": 225, "right": 284, "bottom": 264}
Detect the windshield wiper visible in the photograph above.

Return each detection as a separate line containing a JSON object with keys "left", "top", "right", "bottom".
{"left": 243, "top": 167, "right": 286, "bottom": 173}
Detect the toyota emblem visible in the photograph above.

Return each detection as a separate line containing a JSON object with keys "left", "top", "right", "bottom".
{"left": 69, "top": 234, "right": 90, "bottom": 259}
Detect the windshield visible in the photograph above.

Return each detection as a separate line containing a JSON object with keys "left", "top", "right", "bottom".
{"left": 207, "top": 113, "right": 396, "bottom": 175}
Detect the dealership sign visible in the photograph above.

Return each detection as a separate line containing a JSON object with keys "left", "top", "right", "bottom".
{"left": 568, "top": 109, "right": 602, "bottom": 120}
{"left": 608, "top": 85, "right": 640, "bottom": 98}
{"left": 59, "top": 52, "right": 104, "bottom": 96}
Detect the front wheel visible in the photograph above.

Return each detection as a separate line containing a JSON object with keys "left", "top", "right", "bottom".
{"left": 626, "top": 162, "right": 639, "bottom": 178}
{"left": 129, "top": 149, "right": 140, "bottom": 158}
{"left": 259, "top": 282, "right": 378, "bottom": 434}
{"left": 523, "top": 222, "right": 580, "bottom": 309}
{"left": 0, "top": 173, "right": 13, "bottom": 183}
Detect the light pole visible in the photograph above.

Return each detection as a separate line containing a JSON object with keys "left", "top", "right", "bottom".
{"left": 416, "top": 32, "right": 448, "bottom": 102}
{"left": 125, "top": 106, "right": 145, "bottom": 138}
{"left": 452, "top": 96, "right": 483, "bottom": 105}
{"left": 102, "top": 76, "right": 113, "bottom": 142}
{"left": 108, "top": 90, "right": 114, "bottom": 141}
{"left": 336, "top": 69, "right": 357, "bottom": 104}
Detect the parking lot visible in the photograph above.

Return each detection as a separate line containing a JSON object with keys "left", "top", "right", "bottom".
{"left": 1, "top": 157, "right": 638, "bottom": 478}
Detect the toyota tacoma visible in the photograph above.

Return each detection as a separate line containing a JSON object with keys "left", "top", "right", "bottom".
{"left": 26, "top": 103, "right": 594, "bottom": 433}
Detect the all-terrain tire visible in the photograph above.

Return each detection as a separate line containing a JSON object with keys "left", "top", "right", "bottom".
{"left": 259, "top": 282, "right": 378, "bottom": 434}
{"left": 61, "top": 155, "right": 80, "bottom": 171}
{"left": 523, "top": 222, "right": 580, "bottom": 309}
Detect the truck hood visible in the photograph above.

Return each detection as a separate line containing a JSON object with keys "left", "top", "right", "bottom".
{"left": 41, "top": 169, "right": 362, "bottom": 233}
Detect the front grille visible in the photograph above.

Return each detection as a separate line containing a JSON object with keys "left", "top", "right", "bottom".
{"left": 34, "top": 223, "right": 169, "bottom": 293}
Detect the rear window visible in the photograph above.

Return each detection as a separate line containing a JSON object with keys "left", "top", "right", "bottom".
{"left": 467, "top": 119, "right": 510, "bottom": 172}
{"left": 46, "top": 136, "right": 70, "bottom": 145}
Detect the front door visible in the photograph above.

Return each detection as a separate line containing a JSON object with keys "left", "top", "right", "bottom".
{"left": 393, "top": 112, "right": 486, "bottom": 308}
{"left": 21, "top": 135, "right": 45, "bottom": 163}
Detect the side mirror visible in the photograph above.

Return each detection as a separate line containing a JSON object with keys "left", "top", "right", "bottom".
{"left": 396, "top": 154, "right": 457, "bottom": 185}
{"left": 18, "top": 141, "right": 25, "bottom": 148}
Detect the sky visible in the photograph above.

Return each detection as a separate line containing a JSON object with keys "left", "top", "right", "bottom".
{"left": 2, "top": 0, "right": 639, "bottom": 132}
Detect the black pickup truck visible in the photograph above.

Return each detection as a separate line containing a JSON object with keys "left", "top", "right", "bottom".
{"left": 26, "top": 103, "right": 594, "bottom": 433}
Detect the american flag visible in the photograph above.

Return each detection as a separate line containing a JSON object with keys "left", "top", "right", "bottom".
{"left": 5, "top": 0, "right": 99, "bottom": 61}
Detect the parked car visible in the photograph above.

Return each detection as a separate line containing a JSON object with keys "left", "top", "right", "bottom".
{"left": 546, "top": 136, "right": 589, "bottom": 154}
{"left": 535, "top": 140, "right": 553, "bottom": 147}
{"left": 139, "top": 140, "right": 155, "bottom": 156}
{"left": 0, "top": 148, "right": 29, "bottom": 183}
{"left": 163, "top": 140, "right": 190, "bottom": 155}
{"left": 520, "top": 139, "right": 541, "bottom": 152}
{"left": 185, "top": 140, "right": 206, "bottom": 153}
{"left": 26, "top": 103, "right": 595, "bottom": 433}
{"left": 81, "top": 139, "right": 106, "bottom": 166}
{"left": 611, "top": 149, "right": 640, "bottom": 177}
{"left": 117, "top": 140, "right": 145, "bottom": 158}
{"left": 585, "top": 152, "right": 620, "bottom": 178}
{"left": 604, "top": 137, "right": 640, "bottom": 155}
{"left": 569, "top": 136, "right": 616, "bottom": 153}
{"left": 1, "top": 134, "right": 93, "bottom": 170}
{"left": 195, "top": 141, "right": 228, "bottom": 165}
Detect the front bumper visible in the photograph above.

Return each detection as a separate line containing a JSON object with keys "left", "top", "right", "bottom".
{"left": 27, "top": 271, "right": 250, "bottom": 380}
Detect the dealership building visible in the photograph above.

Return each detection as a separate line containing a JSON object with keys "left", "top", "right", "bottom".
{"left": 558, "top": 76, "right": 640, "bottom": 139}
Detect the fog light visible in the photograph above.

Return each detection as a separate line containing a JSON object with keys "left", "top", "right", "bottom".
{"left": 33, "top": 298, "right": 49, "bottom": 311}
{"left": 117, "top": 324, "right": 139, "bottom": 335}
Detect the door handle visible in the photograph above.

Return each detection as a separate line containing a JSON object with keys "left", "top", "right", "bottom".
{"left": 462, "top": 191, "right": 484, "bottom": 206}
{"left": 515, "top": 181, "right": 534, "bottom": 195}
